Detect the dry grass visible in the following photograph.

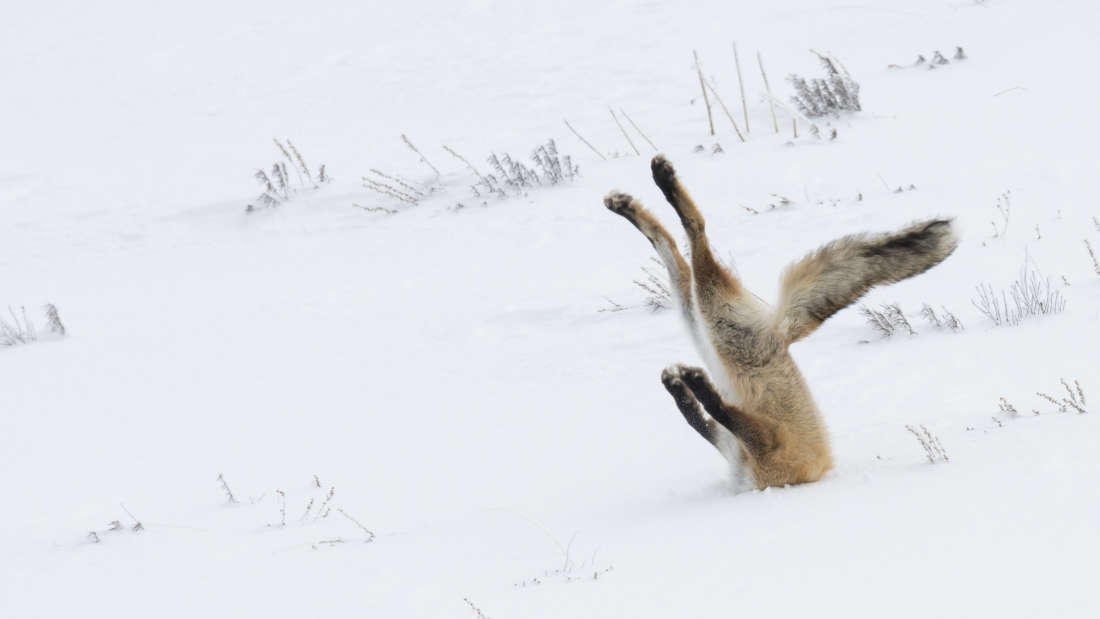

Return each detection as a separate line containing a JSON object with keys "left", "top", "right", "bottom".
{"left": 860, "top": 303, "right": 941, "bottom": 338}
{"left": 788, "top": 51, "right": 861, "bottom": 118}
{"left": 463, "top": 597, "right": 491, "bottom": 619}
{"left": 972, "top": 258, "right": 1065, "bottom": 326}
{"left": 633, "top": 259, "right": 672, "bottom": 312}
{"left": 247, "top": 139, "right": 330, "bottom": 212}
{"left": 217, "top": 473, "right": 238, "bottom": 504}
{"left": 0, "top": 306, "right": 36, "bottom": 346}
{"left": 1037, "top": 378, "right": 1088, "bottom": 414}
{"left": 905, "top": 424, "right": 949, "bottom": 463}
{"left": 2, "top": 304, "right": 67, "bottom": 347}
{"left": 1085, "top": 239, "right": 1100, "bottom": 276}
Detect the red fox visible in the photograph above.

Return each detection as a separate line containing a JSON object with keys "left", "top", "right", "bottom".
{"left": 605, "top": 156, "right": 958, "bottom": 489}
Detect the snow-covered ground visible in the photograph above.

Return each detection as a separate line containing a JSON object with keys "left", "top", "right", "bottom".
{"left": 3, "top": 1, "right": 1099, "bottom": 616}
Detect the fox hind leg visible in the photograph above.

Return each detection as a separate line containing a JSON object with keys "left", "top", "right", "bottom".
{"left": 672, "top": 364, "right": 780, "bottom": 458}
{"left": 660, "top": 366, "right": 724, "bottom": 452}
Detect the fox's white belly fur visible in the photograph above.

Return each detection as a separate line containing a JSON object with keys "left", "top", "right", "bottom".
{"left": 683, "top": 297, "right": 753, "bottom": 490}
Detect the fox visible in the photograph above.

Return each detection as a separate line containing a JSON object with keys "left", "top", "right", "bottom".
{"left": 604, "top": 155, "right": 958, "bottom": 490}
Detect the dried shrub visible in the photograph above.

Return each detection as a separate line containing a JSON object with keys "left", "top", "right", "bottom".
{"left": 788, "top": 52, "right": 861, "bottom": 118}
{"left": 919, "top": 304, "right": 963, "bottom": 332}
{"left": 860, "top": 303, "right": 920, "bottom": 338}
{"left": 972, "top": 259, "right": 1065, "bottom": 326}
{"left": 470, "top": 139, "right": 579, "bottom": 201}
{"left": 0, "top": 306, "right": 36, "bottom": 346}
{"left": 246, "top": 139, "right": 331, "bottom": 212}
{"left": 997, "top": 397, "right": 1019, "bottom": 417}
{"left": 633, "top": 259, "right": 672, "bottom": 312}
{"left": 44, "top": 303, "right": 65, "bottom": 336}
{"left": 1037, "top": 378, "right": 1088, "bottom": 414}
{"left": 2, "top": 304, "right": 67, "bottom": 347}
{"left": 905, "top": 424, "right": 949, "bottom": 463}
{"left": 362, "top": 168, "right": 425, "bottom": 206}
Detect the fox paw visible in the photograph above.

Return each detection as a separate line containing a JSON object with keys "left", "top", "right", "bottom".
{"left": 678, "top": 366, "right": 710, "bottom": 388}
{"left": 650, "top": 155, "right": 677, "bottom": 188}
{"left": 660, "top": 364, "right": 690, "bottom": 389}
{"left": 603, "top": 191, "right": 639, "bottom": 219}
{"left": 660, "top": 365, "right": 680, "bottom": 383}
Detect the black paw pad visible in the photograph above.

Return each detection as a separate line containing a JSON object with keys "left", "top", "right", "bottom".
{"left": 680, "top": 367, "right": 707, "bottom": 385}
{"left": 651, "top": 155, "right": 676, "bottom": 186}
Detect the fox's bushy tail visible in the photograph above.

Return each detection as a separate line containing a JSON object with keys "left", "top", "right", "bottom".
{"left": 775, "top": 219, "right": 958, "bottom": 343}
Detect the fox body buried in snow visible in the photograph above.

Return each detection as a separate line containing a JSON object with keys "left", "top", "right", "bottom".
{"left": 605, "top": 156, "right": 958, "bottom": 489}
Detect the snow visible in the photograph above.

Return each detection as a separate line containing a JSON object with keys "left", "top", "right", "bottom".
{"left": 3, "top": 0, "right": 1100, "bottom": 617}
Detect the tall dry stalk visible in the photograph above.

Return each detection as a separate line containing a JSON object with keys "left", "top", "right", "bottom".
{"left": 703, "top": 79, "right": 746, "bottom": 142}
{"left": 619, "top": 109, "right": 658, "bottom": 151}
{"left": 443, "top": 145, "right": 488, "bottom": 184}
{"left": 1086, "top": 239, "right": 1100, "bottom": 275}
{"left": 694, "top": 50, "right": 715, "bottom": 136}
{"left": 563, "top": 120, "right": 607, "bottom": 161}
{"left": 732, "top": 42, "right": 750, "bottom": 134}
{"left": 400, "top": 134, "right": 442, "bottom": 179}
{"left": 757, "top": 52, "right": 779, "bottom": 133}
{"left": 609, "top": 107, "right": 640, "bottom": 155}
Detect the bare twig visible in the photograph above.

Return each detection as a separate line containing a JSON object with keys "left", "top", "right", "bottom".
{"left": 442, "top": 145, "right": 488, "bottom": 183}
{"left": 276, "top": 490, "right": 287, "bottom": 526}
{"left": 757, "top": 52, "right": 779, "bottom": 133}
{"left": 353, "top": 203, "right": 397, "bottom": 214}
{"left": 732, "top": 42, "right": 750, "bottom": 134}
{"left": 363, "top": 177, "right": 419, "bottom": 205}
{"left": 563, "top": 120, "right": 607, "bottom": 161}
{"left": 401, "top": 134, "right": 441, "bottom": 179}
{"left": 1085, "top": 239, "right": 1100, "bottom": 275}
{"left": 609, "top": 108, "right": 639, "bottom": 155}
{"left": 217, "top": 473, "right": 238, "bottom": 504}
{"left": 905, "top": 425, "right": 949, "bottom": 463}
{"left": 597, "top": 297, "right": 628, "bottom": 313}
{"left": 300, "top": 497, "right": 315, "bottom": 522}
{"left": 464, "top": 597, "right": 490, "bottom": 619}
{"left": 1063, "top": 398, "right": 1087, "bottom": 414}
{"left": 336, "top": 508, "right": 376, "bottom": 543}
{"left": 120, "top": 503, "right": 144, "bottom": 531}
{"left": 703, "top": 78, "right": 746, "bottom": 142}
{"left": 1037, "top": 391, "right": 1067, "bottom": 412}
{"left": 368, "top": 169, "right": 425, "bottom": 198}
{"left": 314, "top": 486, "right": 336, "bottom": 521}
{"left": 619, "top": 109, "right": 658, "bottom": 151}
{"left": 286, "top": 140, "right": 315, "bottom": 187}
{"left": 693, "top": 50, "right": 715, "bottom": 136}
{"left": 273, "top": 139, "right": 304, "bottom": 186}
